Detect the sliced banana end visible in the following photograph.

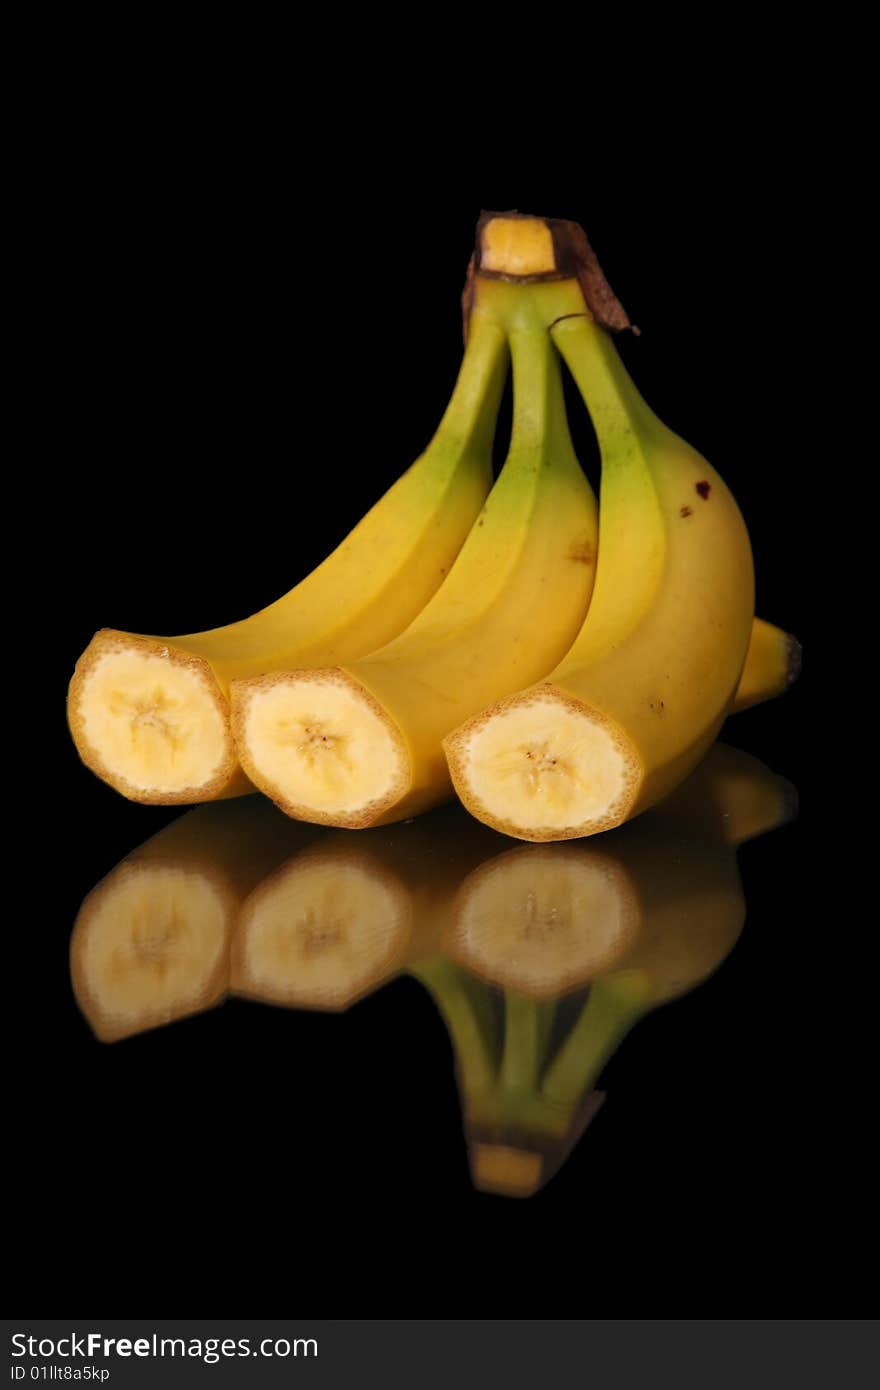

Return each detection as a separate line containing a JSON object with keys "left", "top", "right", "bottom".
{"left": 232, "top": 849, "right": 411, "bottom": 1009}
{"left": 231, "top": 669, "right": 410, "bottom": 828}
{"left": 71, "top": 862, "right": 233, "bottom": 1042}
{"left": 444, "top": 685, "right": 641, "bottom": 842}
{"left": 452, "top": 845, "right": 638, "bottom": 998}
{"left": 68, "top": 630, "right": 235, "bottom": 802}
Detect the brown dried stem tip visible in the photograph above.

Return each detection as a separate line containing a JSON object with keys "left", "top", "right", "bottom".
{"left": 462, "top": 211, "right": 633, "bottom": 339}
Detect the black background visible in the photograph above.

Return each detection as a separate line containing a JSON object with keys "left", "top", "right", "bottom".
{"left": 16, "top": 96, "right": 852, "bottom": 1316}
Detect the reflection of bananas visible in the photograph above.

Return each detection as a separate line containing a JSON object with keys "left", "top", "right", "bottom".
{"left": 416, "top": 745, "right": 796, "bottom": 1196}
{"left": 454, "top": 848, "right": 637, "bottom": 999}
{"left": 71, "top": 744, "right": 796, "bottom": 1200}
{"left": 449, "top": 743, "right": 794, "bottom": 1000}
{"left": 233, "top": 847, "right": 411, "bottom": 1010}
{"left": 231, "top": 809, "right": 504, "bottom": 1008}
{"left": 73, "top": 866, "right": 231, "bottom": 1042}
{"left": 71, "top": 800, "right": 312, "bottom": 1041}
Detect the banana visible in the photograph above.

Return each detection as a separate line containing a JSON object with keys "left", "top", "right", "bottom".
{"left": 232, "top": 267, "right": 599, "bottom": 828}
{"left": 731, "top": 616, "right": 801, "bottom": 714}
{"left": 67, "top": 312, "right": 508, "bottom": 805}
{"left": 71, "top": 799, "right": 313, "bottom": 1041}
{"left": 416, "top": 744, "right": 795, "bottom": 1196}
{"left": 445, "top": 214, "right": 755, "bottom": 841}
{"left": 449, "top": 744, "right": 793, "bottom": 1000}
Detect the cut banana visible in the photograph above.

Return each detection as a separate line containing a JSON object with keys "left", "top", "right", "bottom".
{"left": 451, "top": 692, "right": 637, "bottom": 839}
{"left": 235, "top": 670, "right": 408, "bottom": 825}
{"left": 233, "top": 847, "right": 411, "bottom": 1009}
{"left": 71, "top": 635, "right": 234, "bottom": 800}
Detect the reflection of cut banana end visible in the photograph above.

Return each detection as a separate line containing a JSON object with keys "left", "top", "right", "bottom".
{"left": 68, "top": 629, "right": 237, "bottom": 803}
{"left": 452, "top": 846, "right": 638, "bottom": 999}
{"left": 232, "top": 848, "right": 412, "bottom": 1010}
{"left": 71, "top": 863, "right": 234, "bottom": 1042}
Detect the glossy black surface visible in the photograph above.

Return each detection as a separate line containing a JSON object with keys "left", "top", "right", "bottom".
{"left": 20, "top": 158, "right": 843, "bottom": 1313}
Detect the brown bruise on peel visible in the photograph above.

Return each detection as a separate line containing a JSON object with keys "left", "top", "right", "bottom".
{"left": 568, "top": 537, "right": 595, "bottom": 565}
{"left": 696, "top": 481, "right": 712, "bottom": 499}
{"left": 680, "top": 505, "right": 693, "bottom": 518}
{"left": 463, "top": 211, "right": 633, "bottom": 339}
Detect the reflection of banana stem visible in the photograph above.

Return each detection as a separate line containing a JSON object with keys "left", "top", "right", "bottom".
{"left": 499, "top": 993, "right": 556, "bottom": 1095}
{"left": 542, "top": 974, "right": 652, "bottom": 1107}
{"left": 409, "top": 959, "right": 499, "bottom": 1094}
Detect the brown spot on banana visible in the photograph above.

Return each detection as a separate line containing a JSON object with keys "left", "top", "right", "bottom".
{"left": 568, "top": 537, "right": 595, "bottom": 565}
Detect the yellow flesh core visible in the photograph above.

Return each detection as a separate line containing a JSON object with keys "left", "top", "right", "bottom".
{"left": 77, "top": 647, "right": 228, "bottom": 794}
{"left": 455, "top": 694, "right": 633, "bottom": 834}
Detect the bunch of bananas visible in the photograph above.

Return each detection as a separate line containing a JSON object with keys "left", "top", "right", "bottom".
{"left": 68, "top": 213, "right": 798, "bottom": 842}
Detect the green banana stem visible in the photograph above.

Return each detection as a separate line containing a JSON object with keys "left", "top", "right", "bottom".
{"left": 498, "top": 993, "right": 558, "bottom": 1095}
{"left": 433, "top": 315, "right": 509, "bottom": 455}
{"left": 506, "top": 324, "right": 579, "bottom": 466}
{"left": 541, "top": 973, "right": 654, "bottom": 1108}
{"left": 551, "top": 314, "right": 660, "bottom": 455}
{"left": 409, "top": 959, "right": 499, "bottom": 1095}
